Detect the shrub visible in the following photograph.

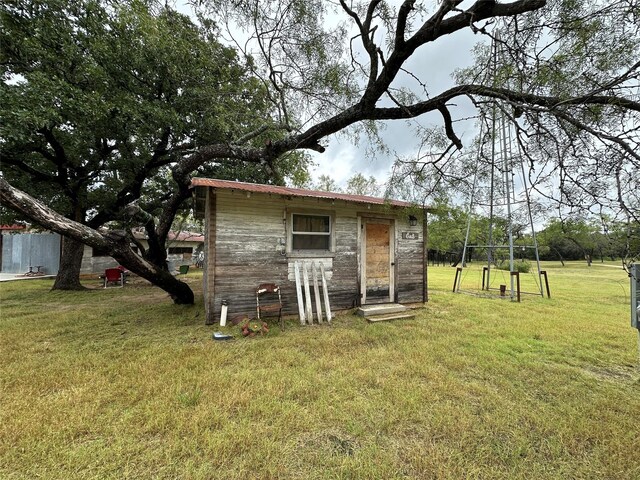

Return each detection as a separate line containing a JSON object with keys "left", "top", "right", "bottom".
{"left": 497, "top": 260, "right": 531, "bottom": 273}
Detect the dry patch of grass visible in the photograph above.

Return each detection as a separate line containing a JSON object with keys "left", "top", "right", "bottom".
{"left": 1, "top": 264, "right": 639, "bottom": 479}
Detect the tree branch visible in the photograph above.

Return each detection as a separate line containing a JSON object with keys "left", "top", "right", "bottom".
{"left": 0, "top": 175, "right": 194, "bottom": 303}
{"left": 395, "top": 0, "right": 416, "bottom": 48}
{"left": 0, "top": 156, "right": 57, "bottom": 184}
{"left": 0, "top": 176, "right": 110, "bottom": 249}
{"left": 362, "top": 0, "right": 546, "bottom": 106}
{"left": 38, "top": 127, "right": 69, "bottom": 169}
{"left": 339, "top": 0, "right": 383, "bottom": 89}
{"left": 437, "top": 103, "right": 463, "bottom": 150}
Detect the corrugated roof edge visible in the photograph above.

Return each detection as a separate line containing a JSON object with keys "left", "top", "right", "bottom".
{"left": 190, "top": 178, "right": 417, "bottom": 208}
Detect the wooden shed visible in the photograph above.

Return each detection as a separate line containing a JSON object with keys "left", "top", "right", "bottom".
{"left": 191, "top": 178, "right": 427, "bottom": 325}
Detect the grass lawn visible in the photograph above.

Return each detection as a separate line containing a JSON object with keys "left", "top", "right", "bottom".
{"left": 1, "top": 263, "right": 638, "bottom": 479}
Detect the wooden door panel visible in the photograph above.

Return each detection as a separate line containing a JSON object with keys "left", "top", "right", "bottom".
{"left": 365, "top": 223, "right": 391, "bottom": 301}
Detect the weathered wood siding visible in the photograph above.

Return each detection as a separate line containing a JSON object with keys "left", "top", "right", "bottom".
{"left": 205, "top": 188, "right": 425, "bottom": 323}
{"left": 211, "top": 189, "right": 288, "bottom": 322}
{"left": 203, "top": 189, "right": 216, "bottom": 324}
{"left": 395, "top": 216, "right": 425, "bottom": 303}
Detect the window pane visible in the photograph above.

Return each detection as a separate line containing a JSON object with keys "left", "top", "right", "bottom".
{"left": 92, "top": 246, "right": 111, "bottom": 257}
{"left": 293, "top": 214, "right": 330, "bottom": 233}
{"left": 292, "top": 234, "right": 330, "bottom": 250}
{"left": 168, "top": 247, "right": 192, "bottom": 254}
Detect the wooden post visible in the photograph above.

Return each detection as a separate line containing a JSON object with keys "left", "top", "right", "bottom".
{"left": 453, "top": 267, "right": 462, "bottom": 292}
{"left": 541, "top": 270, "right": 551, "bottom": 298}
{"left": 294, "top": 261, "right": 306, "bottom": 324}
{"left": 302, "top": 262, "right": 313, "bottom": 324}
{"left": 482, "top": 266, "right": 488, "bottom": 291}
{"left": 510, "top": 271, "right": 521, "bottom": 303}
{"left": 320, "top": 262, "right": 332, "bottom": 323}
{"left": 311, "top": 262, "right": 323, "bottom": 323}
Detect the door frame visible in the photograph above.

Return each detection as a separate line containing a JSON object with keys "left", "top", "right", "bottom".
{"left": 359, "top": 217, "right": 395, "bottom": 304}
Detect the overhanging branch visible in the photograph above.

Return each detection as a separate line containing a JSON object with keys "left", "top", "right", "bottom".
{"left": 0, "top": 176, "right": 110, "bottom": 249}
{"left": 437, "top": 103, "right": 463, "bottom": 150}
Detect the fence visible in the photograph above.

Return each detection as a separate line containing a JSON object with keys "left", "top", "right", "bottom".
{"left": 0, "top": 233, "right": 61, "bottom": 275}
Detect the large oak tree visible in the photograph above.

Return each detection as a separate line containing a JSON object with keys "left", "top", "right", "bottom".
{"left": 1, "top": 0, "right": 307, "bottom": 300}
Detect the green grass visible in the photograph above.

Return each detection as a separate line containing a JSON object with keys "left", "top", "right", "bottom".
{"left": 1, "top": 263, "right": 638, "bottom": 479}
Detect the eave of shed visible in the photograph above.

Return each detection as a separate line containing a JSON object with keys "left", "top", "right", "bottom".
{"left": 190, "top": 178, "right": 417, "bottom": 218}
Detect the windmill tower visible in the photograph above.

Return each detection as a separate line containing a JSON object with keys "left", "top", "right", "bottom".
{"left": 452, "top": 36, "right": 550, "bottom": 301}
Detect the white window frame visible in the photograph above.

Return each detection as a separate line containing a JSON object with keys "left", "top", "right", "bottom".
{"left": 290, "top": 213, "right": 332, "bottom": 252}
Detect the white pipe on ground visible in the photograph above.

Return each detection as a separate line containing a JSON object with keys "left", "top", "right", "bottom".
{"left": 220, "top": 300, "right": 228, "bottom": 327}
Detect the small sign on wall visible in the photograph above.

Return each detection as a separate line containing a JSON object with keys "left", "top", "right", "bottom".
{"left": 401, "top": 232, "right": 419, "bottom": 240}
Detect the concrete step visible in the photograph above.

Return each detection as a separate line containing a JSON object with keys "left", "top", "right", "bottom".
{"left": 366, "top": 312, "right": 416, "bottom": 323}
{"left": 357, "top": 303, "right": 407, "bottom": 317}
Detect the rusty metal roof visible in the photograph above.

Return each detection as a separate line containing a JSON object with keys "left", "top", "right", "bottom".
{"left": 190, "top": 178, "right": 414, "bottom": 208}
{"left": 0, "top": 224, "right": 26, "bottom": 231}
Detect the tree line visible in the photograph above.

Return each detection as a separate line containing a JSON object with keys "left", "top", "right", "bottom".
{"left": 427, "top": 199, "right": 639, "bottom": 267}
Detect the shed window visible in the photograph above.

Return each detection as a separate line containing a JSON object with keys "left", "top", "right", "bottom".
{"left": 292, "top": 214, "right": 331, "bottom": 250}
{"left": 92, "top": 246, "right": 110, "bottom": 257}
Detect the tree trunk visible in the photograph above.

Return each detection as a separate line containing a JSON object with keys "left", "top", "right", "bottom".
{"left": 134, "top": 266, "right": 194, "bottom": 304}
{"left": 144, "top": 235, "right": 169, "bottom": 271}
{"left": 52, "top": 236, "right": 86, "bottom": 290}
{"left": 550, "top": 246, "right": 565, "bottom": 266}
{"left": 108, "top": 237, "right": 194, "bottom": 304}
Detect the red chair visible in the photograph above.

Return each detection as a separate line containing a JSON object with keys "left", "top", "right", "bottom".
{"left": 103, "top": 268, "right": 124, "bottom": 288}
{"left": 116, "top": 265, "right": 130, "bottom": 283}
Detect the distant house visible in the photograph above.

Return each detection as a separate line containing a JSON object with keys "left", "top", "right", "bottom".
{"left": 81, "top": 230, "right": 204, "bottom": 274}
{"left": 0, "top": 224, "right": 27, "bottom": 233}
{"left": 161, "top": 231, "right": 206, "bottom": 266}
{"left": 191, "top": 178, "right": 427, "bottom": 325}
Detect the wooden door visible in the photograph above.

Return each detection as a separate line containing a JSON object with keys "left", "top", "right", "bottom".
{"left": 362, "top": 220, "right": 394, "bottom": 304}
